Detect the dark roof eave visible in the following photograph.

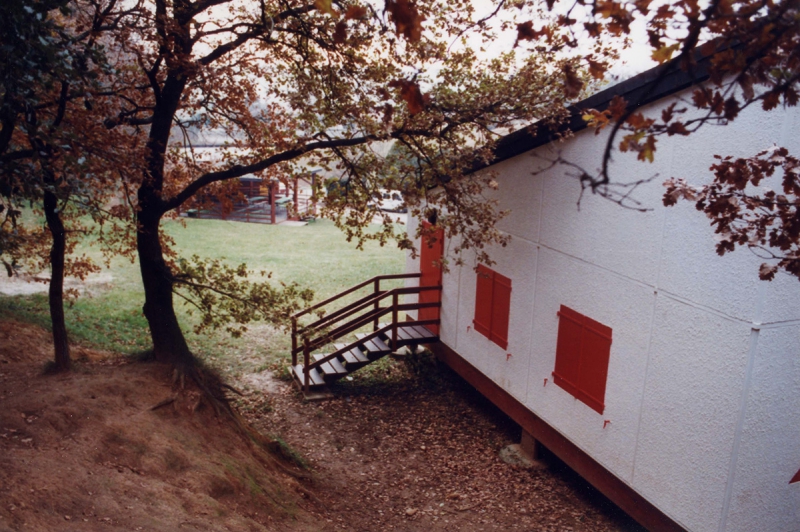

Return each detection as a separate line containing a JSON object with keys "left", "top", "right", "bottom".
{"left": 473, "top": 41, "right": 723, "bottom": 173}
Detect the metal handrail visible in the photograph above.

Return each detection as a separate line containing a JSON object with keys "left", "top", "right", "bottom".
{"left": 291, "top": 272, "right": 443, "bottom": 393}
{"left": 291, "top": 273, "right": 424, "bottom": 365}
{"left": 291, "top": 273, "right": 421, "bottom": 319}
{"left": 292, "top": 285, "right": 441, "bottom": 358}
{"left": 297, "top": 290, "right": 388, "bottom": 336}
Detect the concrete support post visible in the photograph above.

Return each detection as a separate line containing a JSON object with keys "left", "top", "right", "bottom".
{"left": 520, "top": 430, "right": 543, "bottom": 460}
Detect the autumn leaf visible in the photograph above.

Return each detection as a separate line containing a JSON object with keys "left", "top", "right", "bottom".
{"left": 653, "top": 3, "right": 675, "bottom": 19}
{"left": 762, "top": 90, "right": 781, "bottom": 111}
{"left": 651, "top": 43, "right": 679, "bottom": 64}
{"left": 587, "top": 59, "right": 607, "bottom": 80}
{"left": 666, "top": 121, "right": 689, "bottom": 136}
{"left": 584, "top": 22, "right": 602, "bottom": 37}
{"left": 661, "top": 102, "right": 676, "bottom": 123}
{"left": 638, "top": 135, "right": 656, "bottom": 162}
{"left": 626, "top": 112, "right": 654, "bottom": 129}
{"left": 582, "top": 109, "right": 611, "bottom": 132}
{"left": 333, "top": 21, "right": 347, "bottom": 44}
{"left": 759, "top": 263, "right": 778, "bottom": 281}
{"left": 515, "top": 21, "right": 536, "bottom": 47}
{"left": 634, "top": 0, "right": 652, "bottom": 14}
{"left": 692, "top": 88, "right": 710, "bottom": 108}
{"left": 562, "top": 64, "right": 583, "bottom": 99}
{"left": 620, "top": 132, "right": 639, "bottom": 152}
{"left": 724, "top": 97, "right": 740, "bottom": 120}
{"left": 376, "top": 86, "right": 391, "bottom": 100}
{"left": 710, "top": 91, "right": 725, "bottom": 115}
{"left": 345, "top": 5, "right": 368, "bottom": 19}
{"left": 607, "top": 95, "right": 627, "bottom": 120}
{"left": 647, "top": 29, "right": 662, "bottom": 49}
{"left": 385, "top": 0, "right": 424, "bottom": 42}
{"left": 382, "top": 103, "right": 394, "bottom": 124}
{"left": 389, "top": 79, "right": 425, "bottom": 115}
{"left": 515, "top": 21, "right": 550, "bottom": 47}
{"left": 314, "top": 0, "right": 337, "bottom": 16}
{"left": 784, "top": 87, "right": 798, "bottom": 107}
{"left": 739, "top": 74, "right": 755, "bottom": 101}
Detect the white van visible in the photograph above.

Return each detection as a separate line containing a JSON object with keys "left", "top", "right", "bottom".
{"left": 371, "top": 189, "right": 407, "bottom": 212}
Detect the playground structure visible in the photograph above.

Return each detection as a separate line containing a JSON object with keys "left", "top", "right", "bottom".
{"left": 180, "top": 174, "right": 317, "bottom": 224}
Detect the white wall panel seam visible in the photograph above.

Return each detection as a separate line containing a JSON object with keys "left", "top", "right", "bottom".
{"left": 504, "top": 232, "right": 539, "bottom": 247}
{"left": 452, "top": 261, "right": 462, "bottom": 352}
{"left": 755, "top": 319, "right": 800, "bottom": 329}
{"left": 535, "top": 165, "right": 545, "bottom": 244}
{"left": 532, "top": 237, "right": 755, "bottom": 325}
{"left": 631, "top": 127, "right": 673, "bottom": 487}
{"left": 532, "top": 241, "right": 655, "bottom": 289}
{"left": 630, "top": 291, "right": 659, "bottom": 485}
{"left": 719, "top": 269, "right": 767, "bottom": 530}
{"left": 718, "top": 326, "right": 761, "bottom": 532}
{"left": 654, "top": 288, "right": 759, "bottom": 326}
{"left": 523, "top": 160, "right": 547, "bottom": 406}
{"left": 524, "top": 244, "right": 542, "bottom": 406}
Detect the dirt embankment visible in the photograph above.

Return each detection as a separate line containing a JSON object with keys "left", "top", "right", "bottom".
{"left": 0, "top": 320, "right": 321, "bottom": 532}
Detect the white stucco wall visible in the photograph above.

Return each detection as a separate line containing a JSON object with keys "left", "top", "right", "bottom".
{"left": 723, "top": 324, "right": 800, "bottom": 532}
{"left": 407, "top": 86, "right": 800, "bottom": 531}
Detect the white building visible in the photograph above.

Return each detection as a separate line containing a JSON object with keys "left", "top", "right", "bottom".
{"left": 406, "top": 59, "right": 800, "bottom": 531}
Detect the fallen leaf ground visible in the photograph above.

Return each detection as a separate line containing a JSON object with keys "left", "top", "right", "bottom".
{"left": 239, "top": 355, "right": 646, "bottom": 532}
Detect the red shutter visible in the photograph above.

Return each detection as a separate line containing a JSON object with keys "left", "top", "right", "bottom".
{"left": 473, "top": 264, "right": 494, "bottom": 337}
{"left": 791, "top": 468, "right": 800, "bottom": 484}
{"left": 576, "top": 316, "right": 612, "bottom": 414}
{"left": 553, "top": 306, "right": 584, "bottom": 396}
{"left": 553, "top": 305, "right": 612, "bottom": 415}
{"left": 490, "top": 272, "right": 511, "bottom": 349}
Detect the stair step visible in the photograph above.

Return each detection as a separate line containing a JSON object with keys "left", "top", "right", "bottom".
{"left": 410, "top": 324, "right": 436, "bottom": 338}
{"left": 378, "top": 322, "right": 413, "bottom": 342}
{"left": 292, "top": 364, "right": 326, "bottom": 387}
{"left": 355, "top": 333, "right": 391, "bottom": 357}
{"left": 313, "top": 353, "right": 348, "bottom": 376}
{"left": 378, "top": 323, "right": 438, "bottom": 345}
{"left": 334, "top": 343, "right": 369, "bottom": 365}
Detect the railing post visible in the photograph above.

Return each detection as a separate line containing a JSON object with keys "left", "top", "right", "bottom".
{"left": 373, "top": 278, "right": 380, "bottom": 331}
{"left": 291, "top": 317, "right": 298, "bottom": 366}
{"left": 303, "top": 337, "right": 310, "bottom": 393}
{"left": 392, "top": 291, "right": 398, "bottom": 350}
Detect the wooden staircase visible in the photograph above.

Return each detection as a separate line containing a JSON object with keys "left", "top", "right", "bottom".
{"left": 290, "top": 274, "right": 441, "bottom": 397}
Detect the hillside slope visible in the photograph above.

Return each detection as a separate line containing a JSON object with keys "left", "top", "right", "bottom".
{"left": 0, "top": 320, "right": 322, "bottom": 532}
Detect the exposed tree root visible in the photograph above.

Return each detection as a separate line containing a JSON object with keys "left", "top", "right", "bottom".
{"left": 149, "top": 396, "right": 176, "bottom": 411}
{"left": 162, "top": 357, "right": 313, "bottom": 482}
{"left": 220, "top": 383, "right": 244, "bottom": 396}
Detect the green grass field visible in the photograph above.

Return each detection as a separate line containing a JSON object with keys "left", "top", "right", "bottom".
{"left": 0, "top": 217, "right": 406, "bottom": 377}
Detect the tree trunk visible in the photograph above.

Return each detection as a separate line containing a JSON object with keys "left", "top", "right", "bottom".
{"left": 135, "top": 63, "right": 194, "bottom": 368}
{"left": 137, "top": 208, "right": 194, "bottom": 368}
{"left": 43, "top": 189, "right": 70, "bottom": 371}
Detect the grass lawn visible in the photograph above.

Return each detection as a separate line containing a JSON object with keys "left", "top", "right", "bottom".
{"left": 0, "top": 217, "right": 406, "bottom": 377}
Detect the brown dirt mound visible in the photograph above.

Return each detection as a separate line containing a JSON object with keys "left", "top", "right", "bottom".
{"left": 0, "top": 320, "right": 57, "bottom": 365}
{"left": 0, "top": 321, "right": 322, "bottom": 532}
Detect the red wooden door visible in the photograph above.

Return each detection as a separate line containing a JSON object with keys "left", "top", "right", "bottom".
{"left": 418, "top": 222, "right": 443, "bottom": 335}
